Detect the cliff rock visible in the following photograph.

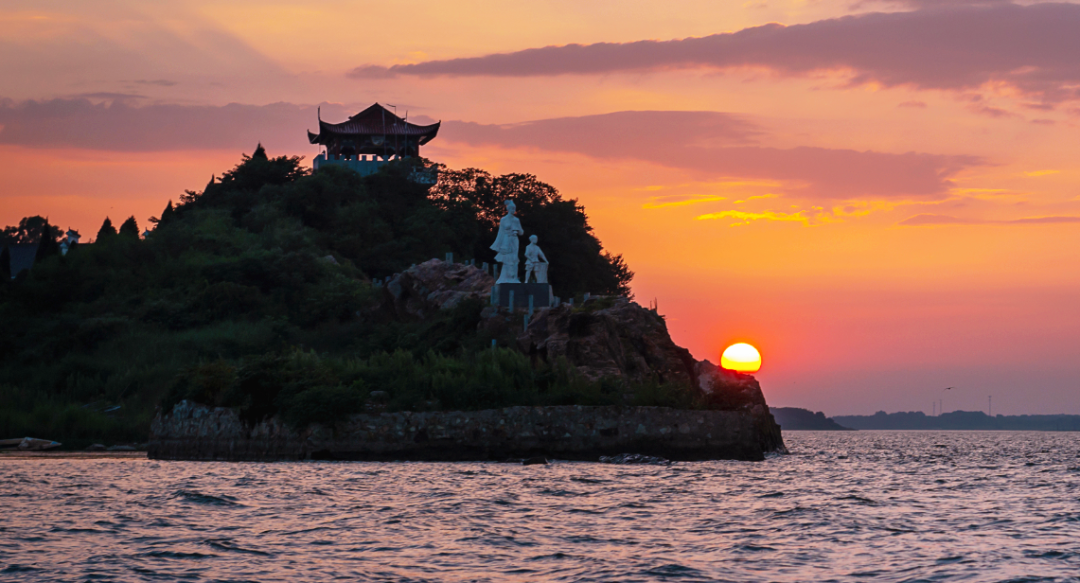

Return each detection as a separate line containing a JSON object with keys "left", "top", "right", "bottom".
{"left": 518, "top": 297, "right": 770, "bottom": 413}
{"left": 383, "top": 259, "right": 493, "bottom": 320}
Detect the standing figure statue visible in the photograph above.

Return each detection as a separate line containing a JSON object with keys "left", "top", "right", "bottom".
{"left": 490, "top": 199, "right": 524, "bottom": 284}
{"left": 524, "top": 235, "right": 549, "bottom": 284}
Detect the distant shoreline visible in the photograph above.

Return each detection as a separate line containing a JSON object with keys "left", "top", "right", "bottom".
{"left": 833, "top": 411, "right": 1080, "bottom": 431}
{"left": 781, "top": 428, "right": 1080, "bottom": 432}
{"left": 0, "top": 451, "right": 146, "bottom": 459}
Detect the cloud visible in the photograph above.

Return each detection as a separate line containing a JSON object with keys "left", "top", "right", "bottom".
{"left": 642, "top": 194, "right": 727, "bottom": 209}
{"left": 133, "top": 79, "right": 179, "bottom": 87}
{"left": 72, "top": 92, "right": 148, "bottom": 103}
{"left": 0, "top": 98, "right": 351, "bottom": 152}
{"left": 0, "top": 100, "right": 986, "bottom": 203}
{"left": 695, "top": 210, "right": 810, "bottom": 225}
{"left": 899, "top": 100, "right": 927, "bottom": 108}
{"left": 352, "top": 3, "right": 1080, "bottom": 103}
{"left": 0, "top": 4, "right": 291, "bottom": 103}
{"left": 442, "top": 112, "right": 984, "bottom": 201}
{"left": 899, "top": 213, "right": 1080, "bottom": 226}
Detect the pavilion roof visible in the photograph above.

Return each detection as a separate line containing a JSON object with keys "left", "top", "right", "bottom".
{"left": 308, "top": 103, "right": 440, "bottom": 144}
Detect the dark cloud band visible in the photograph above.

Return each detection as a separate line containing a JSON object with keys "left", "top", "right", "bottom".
{"left": 351, "top": 3, "right": 1080, "bottom": 103}
{"left": 441, "top": 113, "right": 983, "bottom": 201}
{"left": 0, "top": 99, "right": 983, "bottom": 201}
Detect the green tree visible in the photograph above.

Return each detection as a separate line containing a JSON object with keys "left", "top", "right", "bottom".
{"left": 150, "top": 200, "right": 176, "bottom": 228}
{"left": 34, "top": 218, "right": 62, "bottom": 262}
{"left": 2, "top": 216, "right": 61, "bottom": 245}
{"left": 0, "top": 245, "right": 10, "bottom": 280}
{"left": 118, "top": 216, "right": 139, "bottom": 239}
{"left": 251, "top": 143, "right": 268, "bottom": 160}
{"left": 96, "top": 217, "right": 117, "bottom": 241}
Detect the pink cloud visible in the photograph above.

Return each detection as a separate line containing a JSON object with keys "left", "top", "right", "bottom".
{"left": 0, "top": 98, "right": 353, "bottom": 152}
{"left": 899, "top": 213, "right": 1080, "bottom": 226}
{"left": 352, "top": 3, "right": 1080, "bottom": 103}
{"left": 443, "top": 113, "right": 984, "bottom": 200}
{"left": 0, "top": 100, "right": 985, "bottom": 202}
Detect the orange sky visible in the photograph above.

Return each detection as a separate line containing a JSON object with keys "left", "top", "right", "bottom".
{"left": 3, "top": 0, "right": 1079, "bottom": 414}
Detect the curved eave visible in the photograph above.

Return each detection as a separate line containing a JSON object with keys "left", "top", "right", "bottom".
{"left": 417, "top": 121, "right": 441, "bottom": 146}
{"left": 308, "top": 120, "right": 441, "bottom": 146}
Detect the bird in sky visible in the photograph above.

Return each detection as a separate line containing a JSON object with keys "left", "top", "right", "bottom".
{"left": 943, "top": 387, "right": 954, "bottom": 391}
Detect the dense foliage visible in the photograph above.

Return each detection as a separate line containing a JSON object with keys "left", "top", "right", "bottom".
{"left": 0, "top": 147, "right": 639, "bottom": 446}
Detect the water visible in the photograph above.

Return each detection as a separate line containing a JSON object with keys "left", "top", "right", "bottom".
{"left": 2, "top": 431, "right": 1079, "bottom": 582}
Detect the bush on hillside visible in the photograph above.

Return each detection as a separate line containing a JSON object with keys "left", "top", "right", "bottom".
{"left": 0, "top": 147, "right": 650, "bottom": 443}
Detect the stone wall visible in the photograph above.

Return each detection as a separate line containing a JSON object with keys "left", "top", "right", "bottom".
{"left": 149, "top": 401, "right": 785, "bottom": 462}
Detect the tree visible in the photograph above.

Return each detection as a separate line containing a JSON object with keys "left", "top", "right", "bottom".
{"left": 119, "top": 216, "right": 140, "bottom": 239}
{"left": 97, "top": 217, "right": 117, "bottom": 241}
{"left": 0, "top": 245, "right": 10, "bottom": 280}
{"left": 3, "top": 216, "right": 60, "bottom": 245}
{"left": 251, "top": 143, "right": 268, "bottom": 161}
{"left": 148, "top": 201, "right": 176, "bottom": 228}
{"left": 34, "top": 217, "right": 62, "bottom": 262}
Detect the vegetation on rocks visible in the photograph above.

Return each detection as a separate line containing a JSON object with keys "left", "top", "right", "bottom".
{"left": 0, "top": 147, "right": 655, "bottom": 445}
{"left": 2, "top": 147, "right": 770, "bottom": 449}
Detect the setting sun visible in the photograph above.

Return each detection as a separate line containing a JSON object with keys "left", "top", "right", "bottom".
{"left": 721, "top": 343, "right": 761, "bottom": 373}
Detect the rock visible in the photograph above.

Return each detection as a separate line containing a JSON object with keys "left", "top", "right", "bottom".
{"left": 516, "top": 298, "right": 784, "bottom": 454}
{"left": 518, "top": 299, "right": 771, "bottom": 412}
{"left": 383, "top": 259, "right": 494, "bottom": 320}
{"left": 694, "top": 359, "right": 769, "bottom": 410}
{"left": 149, "top": 402, "right": 783, "bottom": 462}
{"left": 84, "top": 444, "right": 107, "bottom": 451}
{"left": 522, "top": 456, "right": 548, "bottom": 465}
{"left": 517, "top": 297, "right": 697, "bottom": 385}
{"left": 13, "top": 437, "right": 61, "bottom": 451}
{"left": 599, "top": 453, "right": 671, "bottom": 465}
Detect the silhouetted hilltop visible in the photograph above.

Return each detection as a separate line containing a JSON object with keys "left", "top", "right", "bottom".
{"left": 833, "top": 411, "right": 1080, "bottom": 431}
{"left": 1, "top": 148, "right": 780, "bottom": 450}
{"left": 771, "top": 407, "right": 852, "bottom": 430}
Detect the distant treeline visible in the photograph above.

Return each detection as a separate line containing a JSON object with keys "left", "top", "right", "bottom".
{"left": 832, "top": 411, "right": 1080, "bottom": 431}
{"left": 771, "top": 407, "right": 852, "bottom": 430}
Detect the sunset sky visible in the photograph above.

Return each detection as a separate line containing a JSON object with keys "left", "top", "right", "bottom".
{"left": 3, "top": 0, "right": 1079, "bottom": 415}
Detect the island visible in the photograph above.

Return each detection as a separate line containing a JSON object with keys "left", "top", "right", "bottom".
{"left": 1, "top": 106, "right": 786, "bottom": 460}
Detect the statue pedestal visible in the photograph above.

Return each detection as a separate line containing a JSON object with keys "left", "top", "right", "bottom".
{"left": 494, "top": 283, "right": 553, "bottom": 309}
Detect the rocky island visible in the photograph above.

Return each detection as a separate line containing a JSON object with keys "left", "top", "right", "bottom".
{"left": 3, "top": 110, "right": 784, "bottom": 458}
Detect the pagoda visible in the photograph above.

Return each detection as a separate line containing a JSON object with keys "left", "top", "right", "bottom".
{"left": 308, "top": 103, "right": 440, "bottom": 176}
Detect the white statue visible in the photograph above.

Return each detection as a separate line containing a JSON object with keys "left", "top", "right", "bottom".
{"left": 490, "top": 199, "right": 523, "bottom": 284}
{"left": 524, "top": 234, "right": 549, "bottom": 284}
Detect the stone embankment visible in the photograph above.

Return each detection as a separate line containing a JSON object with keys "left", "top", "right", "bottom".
{"left": 149, "top": 401, "right": 784, "bottom": 462}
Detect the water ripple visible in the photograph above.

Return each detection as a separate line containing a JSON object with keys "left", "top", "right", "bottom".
{"left": 2, "top": 431, "right": 1080, "bottom": 581}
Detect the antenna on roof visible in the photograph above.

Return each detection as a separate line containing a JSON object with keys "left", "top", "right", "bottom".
{"left": 317, "top": 106, "right": 321, "bottom": 121}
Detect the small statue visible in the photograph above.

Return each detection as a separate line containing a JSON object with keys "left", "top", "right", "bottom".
{"left": 524, "top": 235, "right": 549, "bottom": 284}
{"left": 490, "top": 199, "right": 524, "bottom": 284}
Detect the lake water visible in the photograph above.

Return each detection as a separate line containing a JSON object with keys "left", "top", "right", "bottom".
{"left": 2, "top": 431, "right": 1079, "bottom": 582}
